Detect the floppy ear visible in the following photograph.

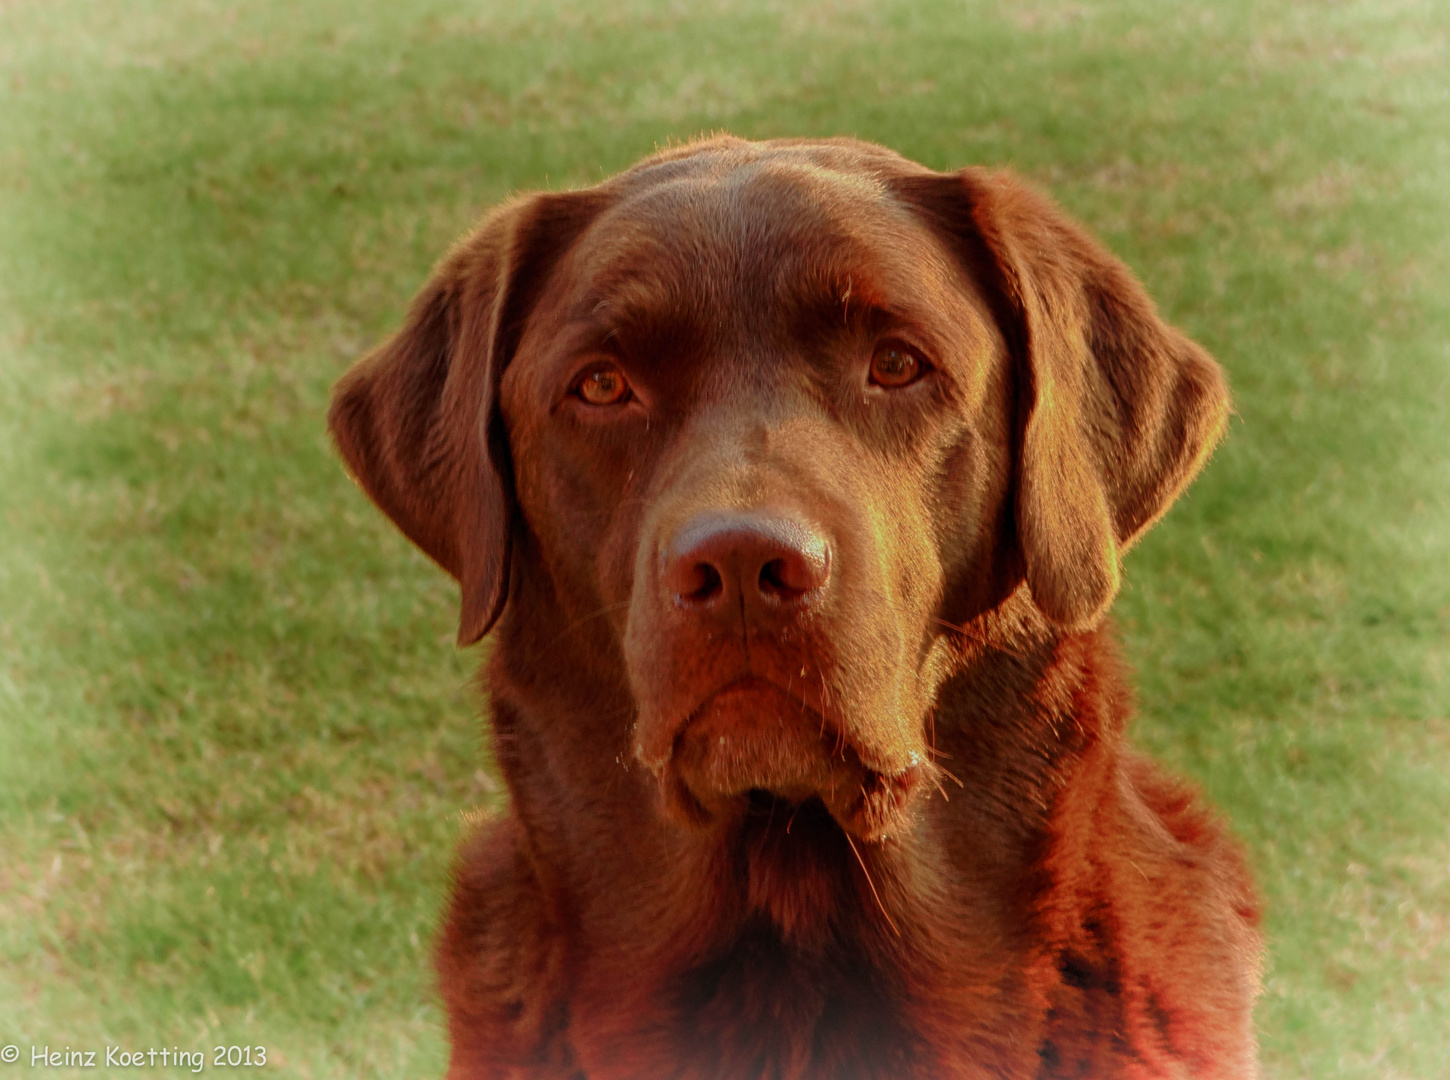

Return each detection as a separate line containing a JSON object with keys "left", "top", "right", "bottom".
{"left": 895, "top": 168, "right": 1230, "bottom": 629}
{"left": 329, "top": 190, "right": 608, "bottom": 645}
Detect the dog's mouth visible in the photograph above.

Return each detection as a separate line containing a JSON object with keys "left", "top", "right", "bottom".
{"left": 738, "top": 787, "right": 835, "bottom": 831}
{"left": 656, "top": 678, "right": 927, "bottom": 843}
{"left": 745, "top": 786, "right": 798, "bottom": 815}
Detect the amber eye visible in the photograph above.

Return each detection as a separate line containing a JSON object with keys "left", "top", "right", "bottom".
{"left": 869, "top": 346, "right": 924, "bottom": 388}
{"left": 576, "top": 365, "right": 631, "bottom": 406}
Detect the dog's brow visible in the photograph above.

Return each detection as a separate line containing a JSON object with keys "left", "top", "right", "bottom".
{"left": 784, "top": 251, "right": 926, "bottom": 316}
{"left": 572, "top": 294, "right": 652, "bottom": 335}
{"left": 790, "top": 267, "right": 942, "bottom": 343}
{"left": 562, "top": 293, "right": 710, "bottom": 369}
{"left": 572, "top": 286, "right": 667, "bottom": 325}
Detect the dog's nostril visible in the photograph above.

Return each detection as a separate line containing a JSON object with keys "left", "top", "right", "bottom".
{"left": 759, "top": 559, "right": 791, "bottom": 596}
{"left": 670, "top": 560, "right": 723, "bottom": 604}
{"left": 688, "top": 563, "right": 723, "bottom": 602}
{"left": 758, "top": 545, "right": 828, "bottom": 599}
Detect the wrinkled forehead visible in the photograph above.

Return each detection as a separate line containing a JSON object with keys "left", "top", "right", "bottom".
{"left": 555, "top": 158, "right": 981, "bottom": 329}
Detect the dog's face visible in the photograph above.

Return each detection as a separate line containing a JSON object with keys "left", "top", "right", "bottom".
{"left": 329, "top": 137, "right": 1228, "bottom": 845}
{"left": 503, "top": 155, "right": 1013, "bottom": 839}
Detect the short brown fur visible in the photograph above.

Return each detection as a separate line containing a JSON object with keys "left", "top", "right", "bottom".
{"left": 330, "top": 136, "right": 1260, "bottom": 1079}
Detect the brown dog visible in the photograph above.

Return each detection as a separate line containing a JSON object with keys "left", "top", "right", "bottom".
{"left": 329, "top": 136, "right": 1261, "bottom": 1079}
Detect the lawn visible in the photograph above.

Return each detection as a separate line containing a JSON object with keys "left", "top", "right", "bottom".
{"left": 1, "top": 0, "right": 1447, "bottom": 1076}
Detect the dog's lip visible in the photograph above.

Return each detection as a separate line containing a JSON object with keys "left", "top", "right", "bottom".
{"left": 666, "top": 676, "right": 841, "bottom": 799}
{"left": 659, "top": 674, "right": 927, "bottom": 783}
{"left": 633, "top": 672, "right": 821, "bottom": 770}
{"left": 681, "top": 674, "right": 824, "bottom": 732}
{"left": 656, "top": 676, "right": 928, "bottom": 842}
{"left": 692, "top": 677, "right": 928, "bottom": 771}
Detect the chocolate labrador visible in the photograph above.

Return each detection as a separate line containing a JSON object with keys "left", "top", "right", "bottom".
{"left": 329, "top": 136, "right": 1261, "bottom": 1079}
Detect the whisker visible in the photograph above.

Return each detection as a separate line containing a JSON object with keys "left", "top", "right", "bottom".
{"left": 845, "top": 833, "right": 901, "bottom": 938}
{"left": 565, "top": 600, "right": 633, "bottom": 635}
{"left": 536, "top": 600, "right": 634, "bottom": 657}
{"left": 930, "top": 614, "right": 1032, "bottom": 661}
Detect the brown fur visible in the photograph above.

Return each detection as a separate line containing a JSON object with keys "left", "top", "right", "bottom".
{"left": 329, "top": 136, "right": 1261, "bottom": 1079}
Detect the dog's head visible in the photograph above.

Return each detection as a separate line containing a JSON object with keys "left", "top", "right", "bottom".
{"left": 330, "top": 137, "right": 1227, "bottom": 844}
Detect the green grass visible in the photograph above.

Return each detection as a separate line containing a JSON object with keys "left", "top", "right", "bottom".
{"left": 1, "top": 0, "right": 1446, "bottom": 1075}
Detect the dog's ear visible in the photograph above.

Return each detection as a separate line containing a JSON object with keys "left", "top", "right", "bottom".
{"left": 329, "top": 190, "right": 608, "bottom": 645}
{"left": 895, "top": 168, "right": 1230, "bottom": 629}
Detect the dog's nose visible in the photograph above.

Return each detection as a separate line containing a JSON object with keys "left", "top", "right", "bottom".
{"left": 662, "top": 513, "right": 830, "bottom": 613}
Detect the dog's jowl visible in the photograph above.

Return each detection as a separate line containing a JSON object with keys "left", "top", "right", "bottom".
{"left": 330, "top": 136, "right": 1261, "bottom": 1080}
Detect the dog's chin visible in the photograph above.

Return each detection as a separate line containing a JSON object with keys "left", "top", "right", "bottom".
{"left": 659, "top": 678, "right": 926, "bottom": 844}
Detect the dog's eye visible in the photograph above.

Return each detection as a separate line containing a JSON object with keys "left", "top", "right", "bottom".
{"left": 869, "top": 346, "right": 924, "bottom": 388}
{"left": 575, "top": 365, "right": 631, "bottom": 406}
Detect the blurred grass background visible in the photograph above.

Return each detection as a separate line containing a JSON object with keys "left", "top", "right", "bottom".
{"left": 1, "top": 0, "right": 1446, "bottom": 1075}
